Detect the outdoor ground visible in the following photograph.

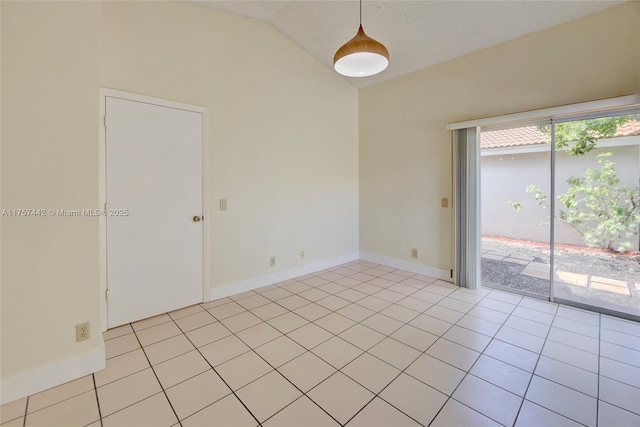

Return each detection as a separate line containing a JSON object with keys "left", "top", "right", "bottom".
{"left": 481, "top": 236, "right": 640, "bottom": 319}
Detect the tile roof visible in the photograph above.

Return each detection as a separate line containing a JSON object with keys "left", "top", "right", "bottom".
{"left": 481, "top": 121, "right": 640, "bottom": 149}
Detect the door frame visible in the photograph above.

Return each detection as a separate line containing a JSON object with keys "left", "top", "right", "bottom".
{"left": 98, "top": 88, "right": 210, "bottom": 332}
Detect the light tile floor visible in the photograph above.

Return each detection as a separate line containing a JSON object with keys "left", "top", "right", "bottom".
{"left": 3, "top": 260, "right": 640, "bottom": 426}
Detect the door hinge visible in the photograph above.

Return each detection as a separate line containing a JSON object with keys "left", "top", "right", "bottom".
{"left": 103, "top": 114, "right": 107, "bottom": 128}
{"left": 105, "top": 289, "right": 109, "bottom": 302}
{"left": 450, "top": 269, "right": 453, "bottom": 279}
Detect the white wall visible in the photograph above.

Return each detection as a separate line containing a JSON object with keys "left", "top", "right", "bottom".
{"left": 1, "top": 0, "right": 358, "bottom": 400}
{"left": 1, "top": 0, "right": 102, "bottom": 388}
{"left": 359, "top": 2, "right": 640, "bottom": 273}
{"left": 99, "top": 1, "right": 359, "bottom": 290}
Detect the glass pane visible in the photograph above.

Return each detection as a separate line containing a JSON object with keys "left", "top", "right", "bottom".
{"left": 480, "top": 124, "right": 552, "bottom": 297}
{"left": 552, "top": 113, "right": 640, "bottom": 318}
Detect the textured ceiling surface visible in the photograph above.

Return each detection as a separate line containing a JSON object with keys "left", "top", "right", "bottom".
{"left": 194, "top": 0, "right": 626, "bottom": 88}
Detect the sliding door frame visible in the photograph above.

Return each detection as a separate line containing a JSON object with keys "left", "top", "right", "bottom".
{"left": 549, "top": 119, "right": 556, "bottom": 302}
{"left": 449, "top": 94, "right": 640, "bottom": 317}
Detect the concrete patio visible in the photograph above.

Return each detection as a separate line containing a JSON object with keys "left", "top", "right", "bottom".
{"left": 481, "top": 238, "right": 640, "bottom": 319}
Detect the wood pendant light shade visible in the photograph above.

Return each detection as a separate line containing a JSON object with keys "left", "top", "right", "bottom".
{"left": 334, "top": 25, "right": 389, "bottom": 64}
{"left": 333, "top": 25, "right": 389, "bottom": 77}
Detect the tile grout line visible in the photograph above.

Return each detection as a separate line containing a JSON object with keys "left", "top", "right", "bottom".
{"left": 346, "top": 318, "right": 466, "bottom": 425}
{"left": 467, "top": 305, "right": 610, "bottom": 376}
{"left": 424, "top": 289, "right": 522, "bottom": 427}
{"left": 21, "top": 396, "right": 28, "bottom": 427}
{"left": 238, "top": 268, "right": 520, "bottom": 426}
{"left": 187, "top": 290, "right": 364, "bottom": 425}
{"left": 543, "top": 330, "right": 600, "bottom": 355}
{"left": 104, "top": 273, "right": 515, "bottom": 423}
{"left": 597, "top": 400, "right": 640, "bottom": 418}
{"left": 96, "top": 261, "right": 639, "bottom": 427}
{"left": 172, "top": 286, "right": 379, "bottom": 427}
{"left": 511, "top": 299, "right": 560, "bottom": 426}
{"left": 599, "top": 332, "right": 640, "bottom": 353}
{"left": 218, "top": 264, "right": 440, "bottom": 426}
{"left": 452, "top": 294, "right": 599, "bottom": 425}
{"left": 13, "top": 379, "right": 101, "bottom": 423}
{"left": 447, "top": 292, "right": 600, "bottom": 418}
{"left": 173, "top": 296, "right": 358, "bottom": 426}
{"left": 91, "top": 374, "right": 104, "bottom": 427}
{"left": 327, "top": 278, "right": 498, "bottom": 426}
{"left": 229, "top": 270, "right": 405, "bottom": 426}
{"left": 320, "top": 296, "right": 437, "bottom": 426}
{"left": 173, "top": 308, "right": 274, "bottom": 425}
{"left": 176, "top": 330, "right": 264, "bottom": 427}
{"left": 512, "top": 303, "right": 607, "bottom": 425}
{"left": 130, "top": 323, "right": 184, "bottom": 427}
{"left": 266, "top": 268, "right": 437, "bottom": 426}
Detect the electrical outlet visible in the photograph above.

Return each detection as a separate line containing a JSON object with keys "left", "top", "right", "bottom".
{"left": 219, "top": 199, "right": 227, "bottom": 211}
{"left": 269, "top": 256, "right": 276, "bottom": 267}
{"left": 441, "top": 198, "right": 449, "bottom": 208}
{"left": 76, "top": 322, "right": 90, "bottom": 342}
{"left": 411, "top": 248, "right": 418, "bottom": 259}
{"left": 300, "top": 250, "right": 305, "bottom": 260}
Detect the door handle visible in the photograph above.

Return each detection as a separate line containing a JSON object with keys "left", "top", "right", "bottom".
{"left": 193, "top": 215, "right": 202, "bottom": 223}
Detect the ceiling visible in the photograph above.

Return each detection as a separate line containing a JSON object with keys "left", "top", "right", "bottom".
{"left": 196, "top": 0, "right": 627, "bottom": 88}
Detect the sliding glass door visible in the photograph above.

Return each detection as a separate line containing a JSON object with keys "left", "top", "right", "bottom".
{"left": 552, "top": 113, "right": 640, "bottom": 319}
{"left": 479, "top": 112, "right": 640, "bottom": 319}
{"left": 480, "top": 123, "right": 552, "bottom": 298}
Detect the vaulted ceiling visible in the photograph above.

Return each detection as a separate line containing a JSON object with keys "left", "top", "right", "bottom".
{"left": 196, "top": 0, "right": 626, "bottom": 88}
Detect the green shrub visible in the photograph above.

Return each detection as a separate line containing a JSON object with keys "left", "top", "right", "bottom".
{"left": 515, "top": 154, "right": 640, "bottom": 252}
{"left": 557, "top": 154, "right": 640, "bottom": 252}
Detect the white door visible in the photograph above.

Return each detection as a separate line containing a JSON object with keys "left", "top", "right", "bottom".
{"left": 106, "top": 96, "right": 203, "bottom": 327}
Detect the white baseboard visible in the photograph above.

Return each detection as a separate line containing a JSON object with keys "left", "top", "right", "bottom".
{"left": 0, "top": 341, "right": 105, "bottom": 405}
{"left": 210, "top": 252, "right": 360, "bottom": 300}
{"left": 359, "top": 252, "right": 452, "bottom": 281}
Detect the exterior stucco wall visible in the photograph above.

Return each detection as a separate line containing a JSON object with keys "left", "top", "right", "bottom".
{"left": 481, "top": 142, "right": 640, "bottom": 250}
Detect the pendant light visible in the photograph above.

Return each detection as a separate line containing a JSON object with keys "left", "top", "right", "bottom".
{"left": 334, "top": 0, "right": 389, "bottom": 77}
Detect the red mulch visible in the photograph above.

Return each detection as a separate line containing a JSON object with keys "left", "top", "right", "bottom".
{"left": 482, "top": 235, "right": 640, "bottom": 258}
